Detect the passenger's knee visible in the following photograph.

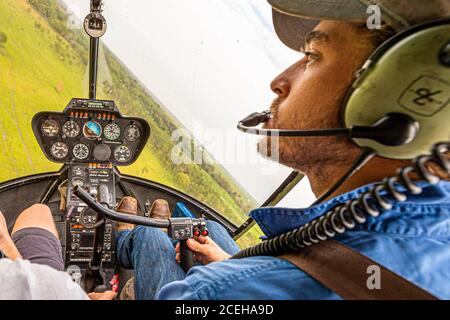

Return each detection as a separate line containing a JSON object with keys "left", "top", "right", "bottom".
{"left": 13, "top": 204, "right": 57, "bottom": 236}
{"left": 23, "top": 204, "right": 52, "bottom": 218}
{"left": 32, "top": 204, "right": 50, "bottom": 211}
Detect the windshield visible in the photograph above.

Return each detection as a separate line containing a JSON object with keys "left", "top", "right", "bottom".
{"left": 0, "top": 0, "right": 316, "bottom": 245}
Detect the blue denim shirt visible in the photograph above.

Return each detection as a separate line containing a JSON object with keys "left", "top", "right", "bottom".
{"left": 156, "top": 181, "right": 450, "bottom": 300}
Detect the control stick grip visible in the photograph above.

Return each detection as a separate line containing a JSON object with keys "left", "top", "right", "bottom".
{"left": 180, "top": 240, "right": 194, "bottom": 273}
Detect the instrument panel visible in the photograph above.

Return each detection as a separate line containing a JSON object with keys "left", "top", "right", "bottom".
{"left": 32, "top": 99, "right": 150, "bottom": 166}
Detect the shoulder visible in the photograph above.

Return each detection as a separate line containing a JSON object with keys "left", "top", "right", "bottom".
{"left": 157, "top": 256, "right": 338, "bottom": 300}
{"left": 0, "top": 259, "right": 88, "bottom": 300}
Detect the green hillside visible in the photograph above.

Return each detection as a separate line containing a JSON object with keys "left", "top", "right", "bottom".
{"left": 0, "top": 0, "right": 261, "bottom": 246}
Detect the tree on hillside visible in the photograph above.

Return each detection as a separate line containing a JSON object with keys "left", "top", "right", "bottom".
{"left": 0, "top": 31, "right": 7, "bottom": 46}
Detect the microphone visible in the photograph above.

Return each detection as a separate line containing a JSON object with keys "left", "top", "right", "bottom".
{"left": 237, "top": 111, "right": 350, "bottom": 137}
{"left": 237, "top": 111, "right": 419, "bottom": 147}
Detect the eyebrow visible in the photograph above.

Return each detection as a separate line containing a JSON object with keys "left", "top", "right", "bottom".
{"left": 303, "top": 30, "right": 329, "bottom": 50}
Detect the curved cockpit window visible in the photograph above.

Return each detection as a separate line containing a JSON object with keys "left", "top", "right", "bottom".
{"left": 0, "top": 0, "right": 315, "bottom": 246}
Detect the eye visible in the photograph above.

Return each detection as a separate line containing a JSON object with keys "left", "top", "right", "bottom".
{"left": 304, "top": 51, "right": 319, "bottom": 63}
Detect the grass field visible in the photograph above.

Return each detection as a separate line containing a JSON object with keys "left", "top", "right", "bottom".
{"left": 0, "top": 0, "right": 262, "bottom": 246}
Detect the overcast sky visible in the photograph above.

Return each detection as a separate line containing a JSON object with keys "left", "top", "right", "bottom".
{"left": 63, "top": 0, "right": 316, "bottom": 207}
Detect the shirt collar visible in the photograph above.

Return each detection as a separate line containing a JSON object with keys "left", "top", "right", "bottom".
{"left": 249, "top": 181, "right": 450, "bottom": 238}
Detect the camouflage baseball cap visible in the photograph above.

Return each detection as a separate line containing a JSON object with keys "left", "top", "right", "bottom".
{"left": 268, "top": 0, "right": 450, "bottom": 51}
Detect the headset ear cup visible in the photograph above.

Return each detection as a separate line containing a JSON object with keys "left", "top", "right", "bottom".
{"left": 342, "top": 19, "right": 450, "bottom": 160}
{"left": 439, "top": 41, "right": 450, "bottom": 67}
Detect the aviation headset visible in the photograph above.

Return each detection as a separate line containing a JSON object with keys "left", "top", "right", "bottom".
{"left": 233, "top": 18, "right": 450, "bottom": 258}
{"left": 238, "top": 18, "right": 450, "bottom": 160}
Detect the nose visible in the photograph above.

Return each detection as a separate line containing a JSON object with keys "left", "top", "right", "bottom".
{"left": 270, "top": 61, "right": 302, "bottom": 98}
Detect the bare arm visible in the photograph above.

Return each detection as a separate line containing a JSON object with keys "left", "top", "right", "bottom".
{"left": 0, "top": 211, "right": 22, "bottom": 261}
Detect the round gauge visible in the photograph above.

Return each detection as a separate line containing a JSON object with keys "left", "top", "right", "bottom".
{"left": 72, "top": 166, "right": 85, "bottom": 177}
{"left": 124, "top": 124, "right": 140, "bottom": 142}
{"left": 114, "top": 145, "right": 132, "bottom": 163}
{"left": 62, "top": 120, "right": 80, "bottom": 138}
{"left": 41, "top": 119, "right": 60, "bottom": 137}
{"left": 104, "top": 123, "right": 121, "bottom": 141}
{"left": 93, "top": 144, "right": 112, "bottom": 162}
{"left": 71, "top": 177, "right": 85, "bottom": 187}
{"left": 83, "top": 121, "right": 102, "bottom": 140}
{"left": 50, "top": 142, "right": 69, "bottom": 159}
{"left": 73, "top": 143, "right": 90, "bottom": 160}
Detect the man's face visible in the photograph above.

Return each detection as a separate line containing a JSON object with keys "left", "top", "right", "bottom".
{"left": 259, "top": 21, "right": 376, "bottom": 170}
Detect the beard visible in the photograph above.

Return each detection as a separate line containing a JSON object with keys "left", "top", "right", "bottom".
{"left": 257, "top": 97, "right": 360, "bottom": 171}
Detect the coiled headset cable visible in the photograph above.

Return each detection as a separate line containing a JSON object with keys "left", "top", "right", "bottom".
{"left": 232, "top": 142, "right": 449, "bottom": 259}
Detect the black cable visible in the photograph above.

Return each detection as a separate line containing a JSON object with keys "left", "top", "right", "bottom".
{"left": 312, "top": 148, "right": 376, "bottom": 206}
{"left": 231, "top": 142, "right": 450, "bottom": 259}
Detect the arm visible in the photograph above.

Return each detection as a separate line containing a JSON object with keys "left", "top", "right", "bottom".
{"left": 0, "top": 211, "right": 22, "bottom": 261}
{"left": 88, "top": 291, "right": 117, "bottom": 300}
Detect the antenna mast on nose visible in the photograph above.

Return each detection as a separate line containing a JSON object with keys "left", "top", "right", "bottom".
{"left": 84, "top": 0, "right": 107, "bottom": 99}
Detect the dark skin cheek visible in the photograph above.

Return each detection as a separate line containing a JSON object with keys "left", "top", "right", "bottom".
{"left": 261, "top": 61, "right": 359, "bottom": 167}
{"left": 277, "top": 74, "right": 348, "bottom": 130}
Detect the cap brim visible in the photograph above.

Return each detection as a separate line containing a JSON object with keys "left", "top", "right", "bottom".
{"left": 270, "top": 0, "right": 369, "bottom": 52}
{"left": 270, "top": 0, "right": 450, "bottom": 51}
{"left": 269, "top": 0, "right": 368, "bottom": 21}
{"left": 272, "top": 9, "right": 319, "bottom": 52}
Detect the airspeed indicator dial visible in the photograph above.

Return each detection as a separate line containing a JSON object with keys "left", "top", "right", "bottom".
{"left": 104, "top": 123, "right": 121, "bottom": 141}
{"left": 73, "top": 143, "right": 90, "bottom": 160}
{"left": 114, "top": 145, "right": 131, "bottom": 163}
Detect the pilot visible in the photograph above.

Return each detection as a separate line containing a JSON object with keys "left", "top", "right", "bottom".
{"left": 114, "top": 0, "right": 450, "bottom": 300}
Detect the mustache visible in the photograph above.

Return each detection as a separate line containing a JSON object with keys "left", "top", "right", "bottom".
{"left": 263, "top": 97, "right": 282, "bottom": 129}
{"left": 270, "top": 97, "right": 282, "bottom": 114}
